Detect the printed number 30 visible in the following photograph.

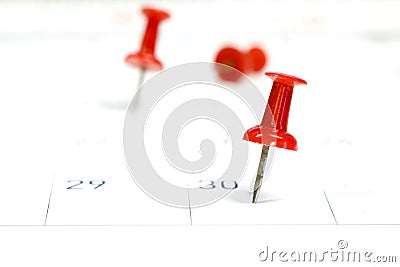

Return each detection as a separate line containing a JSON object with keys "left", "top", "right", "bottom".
{"left": 199, "top": 180, "right": 238, "bottom": 190}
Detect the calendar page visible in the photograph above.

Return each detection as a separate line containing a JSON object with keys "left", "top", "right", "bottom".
{"left": 0, "top": 1, "right": 400, "bottom": 266}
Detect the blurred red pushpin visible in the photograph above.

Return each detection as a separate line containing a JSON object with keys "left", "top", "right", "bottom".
{"left": 215, "top": 46, "right": 267, "bottom": 82}
{"left": 243, "top": 72, "right": 307, "bottom": 203}
{"left": 125, "top": 7, "right": 170, "bottom": 88}
{"left": 246, "top": 47, "right": 267, "bottom": 73}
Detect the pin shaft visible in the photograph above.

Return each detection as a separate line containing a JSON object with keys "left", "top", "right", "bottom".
{"left": 136, "top": 67, "right": 146, "bottom": 90}
{"left": 252, "top": 145, "right": 270, "bottom": 203}
{"left": 131, "top": 68, "right": 146, "bottom": 109}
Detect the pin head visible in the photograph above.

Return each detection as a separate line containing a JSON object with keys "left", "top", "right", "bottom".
{"left": 142, "top": 8, "right": 170, "bottom": 21}
{"left": 125, "top": 53, "right": 164, "bottom": 71}
{"left": 243, "top": 125, "right": 298, "bottom": 150}
{"left": 265, "top": 72, "right": 307, "bottom": 86}
{"left": 243, "top": 72, "right": 307, "bottom": 151}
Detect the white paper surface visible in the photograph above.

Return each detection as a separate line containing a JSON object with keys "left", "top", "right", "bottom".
{"left": 0, "top": 0, "right": 399, "bottom": 227}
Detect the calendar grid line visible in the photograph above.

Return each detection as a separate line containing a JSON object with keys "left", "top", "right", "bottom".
{"left": 43, "top": 175, "right": 56, "bottom": 226}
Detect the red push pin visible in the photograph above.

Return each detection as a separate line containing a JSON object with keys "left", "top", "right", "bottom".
{"left": 243, "top": 72, "right": 307, "bottom": 203}
{"left": 215, "top": 46, "right": 267, "bottom": 82}
{"left": 125, "top": 7, "right": 170, "bottom": 88}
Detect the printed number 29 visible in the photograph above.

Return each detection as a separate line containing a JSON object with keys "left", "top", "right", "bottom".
{"left": 67, "top": 180, "right": 105, "bottom": 189}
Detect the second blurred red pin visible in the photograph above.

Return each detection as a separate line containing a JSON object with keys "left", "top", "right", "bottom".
{"left": 215, "top": 46, "right": 268, "bottom": 82}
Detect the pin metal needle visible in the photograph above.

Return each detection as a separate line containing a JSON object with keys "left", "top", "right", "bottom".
{"left": 136, "top": 67, "right": 146, "bottom": 90}
{"left": 252, "top": 145, "right": 270, "bottom": 203}
{"left": 130, "top": 67, "right": 146, "bottom": 108}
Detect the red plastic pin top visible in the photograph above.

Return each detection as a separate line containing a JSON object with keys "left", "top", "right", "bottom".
{"left": 125, "top": 8, "right": 170, "bottom": 71}
{"left": 243, "top": 72, "right": 307, "bottom": 151}
{"left": 215, "top": 46, "right": 267, "bottom": 82}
